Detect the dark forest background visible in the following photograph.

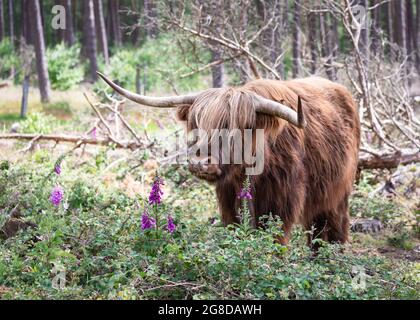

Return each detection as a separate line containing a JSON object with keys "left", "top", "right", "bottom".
{"left": 1, "top": 1, "right": 419, "bottom": 97}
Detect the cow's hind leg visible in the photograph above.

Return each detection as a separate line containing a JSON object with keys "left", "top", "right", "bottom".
{"left": 307, "top": 212, "right": 349, "bottom": 248}
{"left": 326, "top": 195, "right": 350, "bottom": 244}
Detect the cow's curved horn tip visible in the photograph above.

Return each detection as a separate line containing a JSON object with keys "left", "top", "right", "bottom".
{"left": 96, "top": 72, "right": 112, "bottom": 84}
{"left": 97, "top": 71, "right": 110, "bottom": 80}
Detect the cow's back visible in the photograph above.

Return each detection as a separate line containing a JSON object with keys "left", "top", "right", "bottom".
{"left": 246, "top": 77, "right": 360, "bottom": 222}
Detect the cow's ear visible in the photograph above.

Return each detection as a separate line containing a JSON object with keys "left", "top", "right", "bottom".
{"left": 176, "top": 105, "right": 191, "bottom": 121}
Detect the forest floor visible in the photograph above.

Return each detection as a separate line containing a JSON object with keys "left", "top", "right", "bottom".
{"left": 0, "top": 85, "right": 418, "bottom": 299}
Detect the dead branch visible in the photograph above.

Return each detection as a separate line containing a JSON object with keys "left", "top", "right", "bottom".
{"left": 2, "top": 133, "right": 418, "bottom": 171}
{"left": 84, "top": 93, "right": 115, "bottom": 139}
{"left": 358, "top": 150, "right": 420, "bottom": 170}
{"left": 179, "top": 53, "right": 240, "bottom": 79}
{"left": 171, "top": 20, "right": 279, "bottom": 79}
{"left": 0, "top": 133, "right": 146, "bottom": 150}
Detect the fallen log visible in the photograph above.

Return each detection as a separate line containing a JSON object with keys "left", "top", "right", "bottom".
{"left": 0, "top": 134, "right": 418, "bottom": 170}
{"left": 357, "top": 150, "right": 420, "bottom": 170}
{"left": 0, "top": 133, "right": 147, "bottom": 150}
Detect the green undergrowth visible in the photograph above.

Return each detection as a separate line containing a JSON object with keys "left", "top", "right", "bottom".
{"left": 0, "top": 152, "right": 418, "bottom": 300}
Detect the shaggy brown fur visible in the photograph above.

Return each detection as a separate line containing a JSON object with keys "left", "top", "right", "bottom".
{"left": 177, "top": 77, "right": 360, "bottom": 247}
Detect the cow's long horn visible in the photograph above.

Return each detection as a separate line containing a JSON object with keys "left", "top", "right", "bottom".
{"left": 97, "top": 72, "right": 198, "bottom": 108}
{"left": 254, "top": 94, "right": 307, "bottom": 128}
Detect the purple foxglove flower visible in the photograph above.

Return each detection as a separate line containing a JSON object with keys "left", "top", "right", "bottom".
{"left": 141, "top": 212, "right": 156, "bottom": 231}
{"left": 238, "top": 188, "right": 252, "bottom": 200}
{"left": 149, "top": 176, "right": 164, "bottom": 205}
{"left": 167, "top": 215, "right": 176, "bottom": 233}
{"left": 54, "top": 164, "right": 62, "bottom": 175}
{"left": 91, "top": 127, "right": 97, "bottom": 140}
{"left": 50, "top": 186, "right": 64, "bottom": 207}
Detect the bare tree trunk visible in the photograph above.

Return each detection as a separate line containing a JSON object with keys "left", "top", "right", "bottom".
{"left": 73, "top": 0, "right": 79, "bottom": 39}
{"left": 280, "top": 0, "right": 288, "bottom": 77}
{"left": 22, "top": 0, "right": 35, "bottom": 45}
{"left": 307, "top": 9, "right": 318, "bottom": 74}
{"left": 387, "top": 0, "right": 394, "bottom": 44}
{"left": 385, "top": 0, "right": 395, "bottom": 61}
{"left": 370, "top": 0, "right": 381, "bottom": 55}
{"left": 136, "top": 65, "right": 142, "bottom": 94}
{"left": 406, "top": 0, "right": 416, "bottom": 75}
{"left": 282, "top": 0, "right": 289, "bottom": 34}
{"left": 416, "top": 0, "right": 420, "bottom": 74}
{"left": 406, "top": 0, "right": 414, "bottom": 54}
{"left": 273, "top": 0, "right": 285, "bottom": 78}
{"left": 380, "top": 0, "right": 388, "bottom": 31}
{"left": 83, "top": 0, "right": 98, "bottom": 82}
{"left": 394, "top": 0, "right": 407, "bottom": 55}
{"left": 256, "top": 0, "right": 283, "bottom": 79}
{"left": 231, "top": 3, "right": 250, "bottom": 83}
{"left": 292, "top": 0, "right": 301, "bottom": 77}
{"left": 394, "top": 0, "right": 408, "bottom": 82}
{"left": 20, "top": 75, "right": 29, "bottom": 118}
{"left": 144, "top": 0, "right": 158, "bottom": 39}
{"left": 358, "top": 0, "right": 369, "bottom": 66}
{"left": 197, "top": 0, "right": 224, "bottom": 87}
{"left": 28, "top": 0, "right": 51, "bottom": 103}
{"left": 21, "top": 0, "right": 32, "bottom": 45}
{"left": 56, "top": 0, "right": 64, "bottom": 43}
{"left": 143, "top": 64, "right": 148, "bottom": 95}
{"left": 7, "top": 0, "right": 13, "bottom": 41}
{"left": 320, "top": 12, "right": 334, "bottom": 80}
{"left": 108, "top": 0, "right": 122, "bottom": 46}
{"left": 7, "top": 0, "right": 14, "bottom": 77}
{"left": 327, "top": 13, "right": 338, "bottom": 80}
{"left": 0, "top": 0, "right": 4, "bottom": 41}
{"left": 211, "top": 50, "right": 224, "bottom": 87}
{"left": 94, "top": 0, "right": 109, "bottom": 64}
{"left": 39, "top": 0, "right": 45, "bottom": 30}
{"left": 62, "top": 0, "right": 75, "bottom": 46}
{"left": 130, "top": 0, "right": 140, "bottom": 45}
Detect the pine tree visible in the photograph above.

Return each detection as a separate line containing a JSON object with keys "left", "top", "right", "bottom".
{"left": 94, "top": 0, "right": 109, "bottom": 64}
{"left": 83, "top": 0, "right": 98, "bottom": 81}
{"left": 29, "top": 0, "right": 51, "bottom": 102}
{"left": 0, "top": 0, "right": 4, "bottom": 41}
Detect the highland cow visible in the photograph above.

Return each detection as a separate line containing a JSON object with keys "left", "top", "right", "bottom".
{"left": 98, "top": 72, "right": 360, "bottom": 247}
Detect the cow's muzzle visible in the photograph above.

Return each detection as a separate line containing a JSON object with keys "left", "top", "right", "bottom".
{"left": 188, "top": 156, "right": 222, "bottom": 181}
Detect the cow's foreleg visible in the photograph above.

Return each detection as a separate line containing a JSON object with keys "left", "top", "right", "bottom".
{"left": 216, "top": 183, "right": 240, "bottom": 226}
